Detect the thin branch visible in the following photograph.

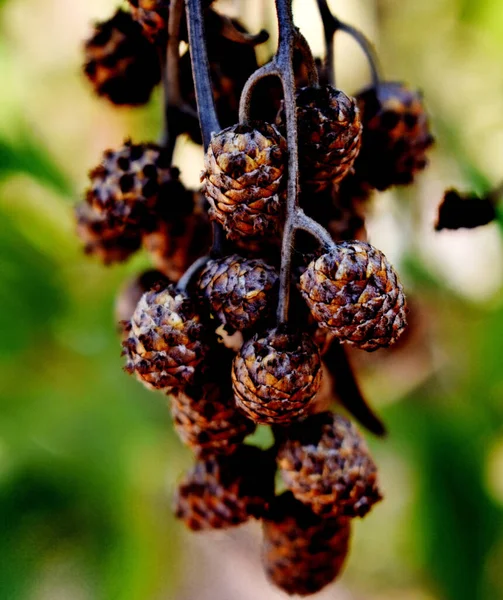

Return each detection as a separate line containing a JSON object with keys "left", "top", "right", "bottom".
{"left": 185, "top": 0, "right": 220, "bottom": 150}
{"left": 315, "top": 0, "right": 382, "bottom": 90}
{"left": 294, "top": 209, "right": 334, "bottom": 250}
{"left": 239, "top": 61, "right": 281, "bottom": 124}
{"left": 185, "top": 0, "right": 224, "bottom": 256}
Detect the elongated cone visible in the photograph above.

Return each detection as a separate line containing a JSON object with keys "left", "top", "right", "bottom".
{"left": 232, "top": 327, "right": 322, "bottom": 424}
{"left": 83, "top": 9, "right": 161, "bottom": 106}
{"left": 299, "top": 241, "right": 407, "bottom": 351}
{"left": 202, "top": 122, "right": 287, "bottom": 240}
{"left": 123, "top": 285, "right": 210, "bottom": 392}
{"left": 263, "top": 492, "right": 351, "bottom": 596}
{"left": 277, "top": 412, "right": 382, "bottom": 518}
{"left": 174, "top": 445, "right": 276, "bottom": 530}
{"left": 198, "top": 254, "right": 278, "bottom": 332}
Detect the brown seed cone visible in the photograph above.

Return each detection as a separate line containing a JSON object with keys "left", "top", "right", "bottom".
{"left": 171, "top": 382, "right": 255, "bottom": 457}
{"left": 75, "top": 202, "right": 141, "bottom": 265}
{"left": 174, "top": 445, "right": 276, "bottom": 530}
{"left": 232, "top": 327, "right": 322, "bottom": 425}
{"left": 299, "top": 241, "right": 407, "bottom": 351}
{"left": 262, "top": 493, "right": 351, "bottom": 596}
{"left": 142, "top": 193, "right": 212, "bottom": 281}
{"left": 277, "top": 412, "right": 382, "bottom": 519}
{"left": 123, "top": 285, "right": 210, "bottom": 392}
{"left": 277, "top": 85, "right": 362, "bottom": 193}
{"left": 83, "top": 9, "right": 161, "bottom": 106}
{"left": 355, "top": 81, "right": 434, "bottom": 191}
{"left": 115, "top": 270, "right": 169, "bottom": 337}
{"left": 198, "top": 254, "right": 278, "bottom": 332}
{"left": 202, "top": 122, "right": 287, "bottom": 240}
{"left": 86, "top": 141, "right": 185, "bottom": 231}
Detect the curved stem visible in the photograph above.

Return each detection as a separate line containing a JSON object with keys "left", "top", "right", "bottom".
{"left": 294, "top": 209, "right": 334, "bottom": 250}
{"left": 177, "top": 255, "right": 211, "bottom": 292}
{"left": 185, "top": 0, "right": 220, "bottom": 150}
{"left": 316, "top": 0, "right": 382, "bottom": 90}
{"left": 238, "top": 61, "right": 280, "bottom": 124}
{"left": 219, "top": 15, "right": 269, "bottom": 46}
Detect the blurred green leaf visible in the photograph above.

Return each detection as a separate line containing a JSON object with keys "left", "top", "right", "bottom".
{"left": 0, "top": 131, "right": 72, "bottom": 197}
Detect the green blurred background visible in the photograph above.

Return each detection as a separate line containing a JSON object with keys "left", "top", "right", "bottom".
{"left": 1, "top": 0, "right": 503, "bottom": 598}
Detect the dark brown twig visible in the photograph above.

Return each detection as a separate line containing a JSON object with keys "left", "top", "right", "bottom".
{"left": 324, "top": 341, "right": 387, "bottom": 437}
{"left": 185, "top": 0, "right": 224, "bottom": 256}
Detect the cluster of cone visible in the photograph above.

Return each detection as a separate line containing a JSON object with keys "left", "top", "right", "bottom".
{"left": 77, "top": 1, "right": 434, "bottom": 595}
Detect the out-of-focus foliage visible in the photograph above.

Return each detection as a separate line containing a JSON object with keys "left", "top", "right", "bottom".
{"left": 0, "top": 0, "right": 502, "bottom": 599}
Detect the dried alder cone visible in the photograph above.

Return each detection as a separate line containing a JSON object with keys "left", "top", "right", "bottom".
{"left": 278, "top": 412, "right": 382, "bottom": 519}
{"left": 263, "top": 493, "right": 351, "bottom": 596}
{"left": 300, "top": 241, "right": 407, "bottom": 351}
{"left": 83, "top": 9, "right": 161, "bottom": 106}
{"left": 174, "top": 445, "right": 275, "bottom": 531}
{"left": 85, "top": 141, "right": 180, "bottom": 231}
{"left": 202, "top": 122, "right": 287, "bottom": 240}
{"left": 355, "top": 81, "right": 434, "bottom": 191}
{"left": 75, "top": 202, "right": 141, "bottom": 265}
{"left": 198, "top": 254, "right": 278, "bottom": 332}
{"left": 232, "top": 327, "right": 322, "bottom": 424}
{"left": 435, "top": 188, "right": 497, "bottom": 231}
{"left": 278, "top": 85, "right": 362, "bottom": 192}
{"left": 123, "top": 285, "right": 210, "bottom": 392}
{"left": 170, "top": 349, "right": 255, "bottom": 456}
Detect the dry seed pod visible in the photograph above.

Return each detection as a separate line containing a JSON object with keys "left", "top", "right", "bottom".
{"left": 174, "top": 445, "right": 275, "bottom": 530}
{"left": 202, "top": 122, "right": 287, "bottom": 240}
{"left": 278, "top": 412, "right": 382, "bottom": 519}
{"left": 277, "top": 85, "right": 362, "bottom": 192}
{"left": 198, "top": 254, "right": 278, "bottom": 332}
{"left": 123, "top": 285, "right": 210, "bottom": 392}
{"left": 83, "top": 9, "right": 161, "bottom": 106}
{"left": 86, "top": 141, "right": 182, "bottom": 231}
{"left": 115, "top": 269, "right": 169, "bottom": 337}
{"left": 127, "top": 0, "right": 169, "bottom": 43}
{"left": 356, "top": 81, "right": 434, "bottom": 191}
{"left": 232, "top": 327, "right": 322, "bottom": 424}
{"left": 299, "top": 241, "right": 407, "bottom": 351}
{"left": 263, "top": 492, "right": 351, "bottom": 596}
{"left": 170, "top": 379, "right": 255, "bottom": 457}
{"left": 75, "top": 202, "right": 141, "bottom": 265}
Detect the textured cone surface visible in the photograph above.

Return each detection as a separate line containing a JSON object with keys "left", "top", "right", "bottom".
{"left": 170, "top": 349, "right": 255, "bottom": 456}
{"left": 115, "top": 270, "right": 169, "bottom": 337}
{"left": 83, "top": 9, "right": 161, "bottom": 106}
{"left": 75, "top": 202, "right": 141, "bottom": 265}
{"left": 263, "top": 493, "right": 351, "bottom": 596}
{"left": 278, "top": 412, "right": 382, "bottom": 518}
{"left": 232, "top": 327, "right": 322, "bottom": 424}
{"left": 356, "top": 81, "right": 434, "bottom": 191}
{"left": 143, "top": 193, "right": 212, "bottom": 282}
{"left": 202, "top": 122, "right": 287, "bottom": 240}
{"left": 174, "top": 445, "right": 275, "bottom": 530}
{"left": 300, "top": 241, "right": 407, "bottom": 351}
{"left": 277, "top": 85, "right": 362, "bottom": 192}
{"left": 123, "top": 285, "right": 210, "bottom": 392}
{"left": 198, "top": 254, "right": 278, "bottom": 332}
{"left": 86, "top": 141, "right": 184, "bottom": 231}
